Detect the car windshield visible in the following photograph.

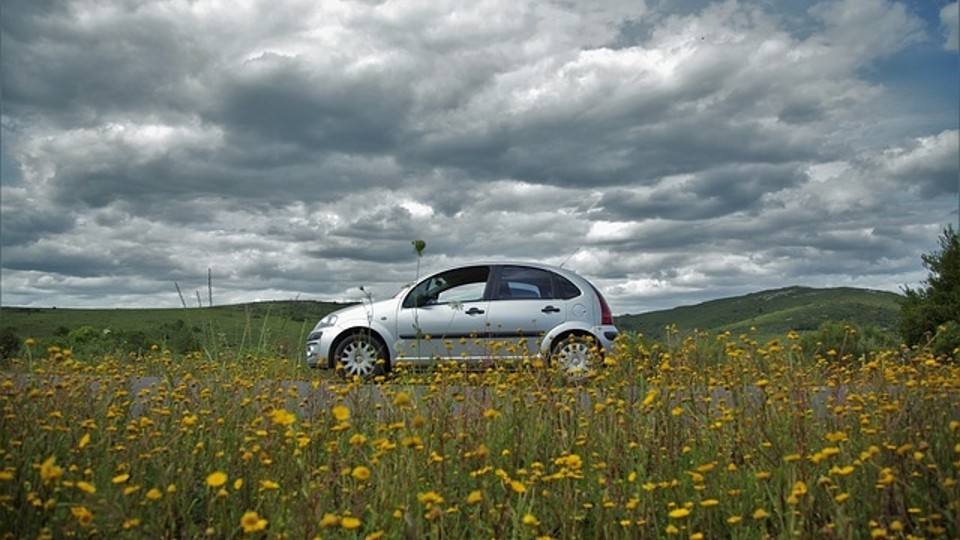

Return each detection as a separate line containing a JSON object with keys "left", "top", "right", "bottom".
{"left": 402, "top": 266, "right": 490, "bottom": 308}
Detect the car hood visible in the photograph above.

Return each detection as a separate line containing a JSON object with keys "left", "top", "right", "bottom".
{"left": 326, "top": 297, "right": 399, "bottom": 325}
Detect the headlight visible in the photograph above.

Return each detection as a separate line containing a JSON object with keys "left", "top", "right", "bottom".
{"left": 318, "top": 314, "right": 338, "bottom": 328}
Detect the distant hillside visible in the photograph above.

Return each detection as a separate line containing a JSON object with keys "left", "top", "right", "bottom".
{"left": 616, "top": 286, "right": 903, "bottom": 342}
{"left": 0, "top": 300, "right": 348, "bottom": 356}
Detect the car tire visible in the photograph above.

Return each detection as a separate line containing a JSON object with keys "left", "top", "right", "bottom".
{"left": 333, "top": 331, "right": 388, "bottom": 380}
{"left": 550, "top": 334, "right": 599, "bottom": 374}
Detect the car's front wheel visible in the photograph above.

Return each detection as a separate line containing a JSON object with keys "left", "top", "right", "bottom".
{"left": 551, "top": 334, "right": 600, "bottom": 374}
{"left": 333, "top": 332, "right": 388, "bottom": 380}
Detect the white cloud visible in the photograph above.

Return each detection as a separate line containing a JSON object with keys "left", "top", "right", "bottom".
{"left": 943, "top": 2, "right": 959, "bottom": 50}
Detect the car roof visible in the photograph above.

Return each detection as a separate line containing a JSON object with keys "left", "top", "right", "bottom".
{"left": 426, "top": 261, "right": 590, "bottom": 281}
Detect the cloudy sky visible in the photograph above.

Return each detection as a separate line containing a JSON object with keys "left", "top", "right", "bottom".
{"left": 1, "top": 0, "right": 957, "bottom": 315}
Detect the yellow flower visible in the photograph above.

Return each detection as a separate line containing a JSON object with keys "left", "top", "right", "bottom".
{"left": 332, "top": 405, "right": 350, "bottom": 421}
{"left": 791, "top": 481, "right": 807, "bottom": 497}
{"left": 341, "top": 516, "right": 361, "bottom": 530}
{"left": 352, "top": 466, "right": 371, "bottom": 481}
{"left": 466, "top": 490, "right": 483, "bottom": 504}
{"left": 825, "top": 431, "right": 849, "bottom": 442}
{"left": 240, "top": 511, "right": 268, "bottom": 533}
{"left": 510, "top": 480, "right": 527, "bottom": 493}
{"left": 39, "top": 456, "right": 62, "bottom": 484}
{"left": 700, "top": 499, "right": 719, "bottom": 508}
{"left": 418, "top": 491, "right": 445, "bottom": 506}
{"left": 483, "top": 408, "right": 501, "bottom": 420}
{"left": 234, "top": 479, "right": 243, "bottom": 490}
{"left": 71, "top": 506, "right": 94, "bottom": 527}
{"left": 752, "top": 508, "right": 770, "bottom": 520}
{"left": 269, "top": 409, "right": 296, "bottom": 426}
{"left": 393, "top": 391, "right": 412, "bottom": 407}
{"left": 259, "top": 480, "right": 280, "bottom": 491}
{"left": 122, "top": 518, "right": 141, "bottom": 530}
{"left": 146, "top": 488, "right": 163, "bottom": 501}
{"left": 554, "top": 454, "right": 582, "bottom": 469}
{"left": 727, "top": 515, "right": 742, "bottom": 524}
{"left": 641, "top": 389, "right": 659, "bottom": 407}
{"left": 350, "top": 434, "right": 368, "bottom": 446}
{"left": 319, "top": 513, "right": 340, "bottom": 528}
{"left": 112, "top": 473, "right": 130, "bottom": 484}
{"left": 668, "top": 508, "right": 690, "bottom": 519}
{"left": 76, "top": 481, "right": 96, "bottom": 494}
{"left": 831, "top": 465, "right": 855, "bottom": 476}
{"left": 78, "top": 433, "right": 91, "bottom": 449}
{"left": 365, "top": 532, "right": 385, "bottom": 540}
{"left": 522, "top": 513, "right": 540, "bottom": 527}
{"left": 206, "top": 471, "right": 228, "bottom": 488}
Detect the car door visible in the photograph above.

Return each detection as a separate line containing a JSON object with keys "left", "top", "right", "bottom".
{"left": 394, "top": 266, "right": 492, "bottom": 362}
{"left": 483, "top": 265, "right": 572, "bottom": 359}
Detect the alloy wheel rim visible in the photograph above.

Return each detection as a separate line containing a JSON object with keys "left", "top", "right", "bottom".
{"left": 557, "top": 342, "right": 591, "bottom": 372}
{"left": 341, "top": 340, "right": 378, "bottom": 376}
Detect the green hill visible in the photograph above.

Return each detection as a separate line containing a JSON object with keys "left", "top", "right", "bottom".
{"left": 0, "top": 300, "right": 348, "bottom": 358}
{"left": 616, "top": 286, "right": 903, "bottom": 342}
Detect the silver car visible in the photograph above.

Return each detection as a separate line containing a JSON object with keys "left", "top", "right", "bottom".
{"left": 305, "top": 262, "right": 619, "bottom": 378}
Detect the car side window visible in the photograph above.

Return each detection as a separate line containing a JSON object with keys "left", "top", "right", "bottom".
{"left": 554, "top": 274, "right": 582, "bottom": 300}
{"left": 496, "top": 266, "right": 556, "bottom": 300}
{"left": 402, "top": 266, "right": 491, "bottom": 308}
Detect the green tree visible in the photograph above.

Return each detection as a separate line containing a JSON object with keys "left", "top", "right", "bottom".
{"left": 900, "top": 227, "right": 960, "bottom": 355}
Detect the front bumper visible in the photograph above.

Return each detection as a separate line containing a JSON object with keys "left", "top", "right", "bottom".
{"left": 305, "top": 330, "right": 326, "bottom": 368}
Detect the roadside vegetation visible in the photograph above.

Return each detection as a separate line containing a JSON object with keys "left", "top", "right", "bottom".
{"left": 1, "top": 328, "right": 957, "bottom": 539}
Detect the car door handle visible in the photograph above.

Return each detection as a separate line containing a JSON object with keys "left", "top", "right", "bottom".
{"left": 541, "top": 306, "right": 561, "bottom": 313}
{"left": 466, "top": 307, "right": 485, "bottom": 315}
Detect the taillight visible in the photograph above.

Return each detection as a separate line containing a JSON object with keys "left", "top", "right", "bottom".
{"left": 591, "top": 285, "right": 614, "bottom": 325}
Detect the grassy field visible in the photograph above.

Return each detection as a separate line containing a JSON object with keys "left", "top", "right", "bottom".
{"left": 1, "top": 330, "right": 957, "bottom": 539}
{"left": 0, "top": 301, "right": 347, "bottom": 360}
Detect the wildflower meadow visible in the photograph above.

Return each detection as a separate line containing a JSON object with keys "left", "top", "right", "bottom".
{"left": 1, "top": 330, "right": 958, "bottom": 539}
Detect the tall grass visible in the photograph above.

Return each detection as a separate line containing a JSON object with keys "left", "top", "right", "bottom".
{"left": 1, "top": 331, "right": 957, "bottom": 539}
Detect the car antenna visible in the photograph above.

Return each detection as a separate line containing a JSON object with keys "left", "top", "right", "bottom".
{"left": 559, "top": 245, "right": 582, "bottom": 268}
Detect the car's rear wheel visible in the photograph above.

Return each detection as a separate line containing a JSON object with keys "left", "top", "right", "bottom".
{"left": 551, "top": 333, "right": 599, "bottom": 373}
{"left": 333, "top": 332, "right": 388, "bottom": 380}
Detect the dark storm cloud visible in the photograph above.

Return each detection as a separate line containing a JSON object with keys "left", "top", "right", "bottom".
{"left": 1, "top": 0, "right": 211, "bottom": 124}
{"left": 210, "top": 53, "right": 412, "bottom": 155}
{"left": 597, "top": 164, "right": 808, "bottom": 221}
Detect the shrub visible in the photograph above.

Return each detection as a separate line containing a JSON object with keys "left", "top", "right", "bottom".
{"left": 0, "top": 327, "right": 20, "bottom": 360}
{"left": 931, "top": 320, "right": 960, "bottom": 358}
{"left": 900, "top": 226, "right": 960, "bottom": 352}
{"left": 799, "top": 321, "right": 899, "bottom": 362}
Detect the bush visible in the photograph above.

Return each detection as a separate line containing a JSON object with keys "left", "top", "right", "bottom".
{"left": 930, "top": 320, "right": 960, "bottom": 358}
{"left": 799, "top": 321, "right": 899, "bottom": 362}
{"left": 900, "top": 227, "right": 960, "bottom": 349}
{"left": 0, "top": 327, "right": 20, "bottom": 360}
